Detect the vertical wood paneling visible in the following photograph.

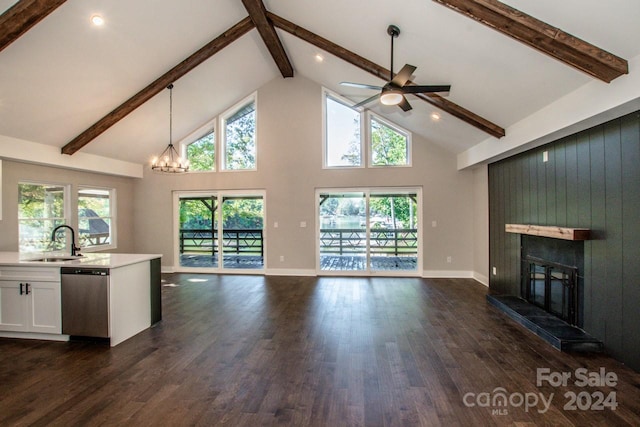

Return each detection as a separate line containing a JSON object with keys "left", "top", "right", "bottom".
{"left": 488, "top": 109, "right": 640, "bottom": 371}
{"left": 603, "top": 120, "right": 623, "bottom": 358}
{"left": 565, "top": 137, "right": 578, "bottom": 226}
{"left": 546, "top": 147, "right": 557, "bottom": 225}
{"left": 537, "top": 149, "right": 547, "bottom": 224}
{"left": 575, "top": 132, "right": 593, "bottom": 329}
{"left": 621, "top": 112, "right": 640, "bottom": 364}
{"left": 588, "top": 127, "right": 606, "bottom": 340}
{"left": 521, "top": 154, "right": 531, "bottom": 223}
{"left": 554, "top": 144, "right": 567, "bottom": 226}
{"left": 529, "top": 155, "right": 538, "bottom": 224}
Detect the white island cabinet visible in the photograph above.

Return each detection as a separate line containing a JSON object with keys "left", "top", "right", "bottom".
{"left": 0, "top": 267, "right": 61, "bottom": 335}
{"left": 0, "top": 252, "right": 162, "bottom": 346}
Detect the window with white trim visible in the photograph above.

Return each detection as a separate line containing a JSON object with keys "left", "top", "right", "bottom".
{"left": 77, "top": 187, "right": 116, "bottom": 251}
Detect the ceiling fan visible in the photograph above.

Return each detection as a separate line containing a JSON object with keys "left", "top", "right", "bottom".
{"left": 340, "top": 25, "right": 451, "bottom": 112}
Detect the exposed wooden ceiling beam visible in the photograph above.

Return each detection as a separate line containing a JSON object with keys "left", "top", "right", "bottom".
{"left": 432, "top": 0, "right": 628, "bottom": 83}
{"left": 0, "top": 0, "right": 67, "bottom": 53}
{"left": 241, "top": 0, "right": 293, "bottom": 78}
{"left": 62, "top": 17, "right": 254, "bottom": 156}
{"left": 268, "top": 12, "right": 505, "bottom": 139}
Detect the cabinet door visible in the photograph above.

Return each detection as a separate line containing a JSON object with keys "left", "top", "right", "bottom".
{"left": 0, "top": 281, "right": 29, "bottom": 331}
{"left": 27, "top": 281, "right": 61, "bottom": 334}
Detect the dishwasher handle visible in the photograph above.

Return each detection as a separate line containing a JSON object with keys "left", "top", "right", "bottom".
{"left": 60, "top": 267, "right": 109, "bottom": 276}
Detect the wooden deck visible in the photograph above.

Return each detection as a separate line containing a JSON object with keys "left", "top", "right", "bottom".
{"left": 180, "top": 254, "right": 416, "bottom": 271}
{"left": 2, "top": 274, "right": 640, "bottom": 426}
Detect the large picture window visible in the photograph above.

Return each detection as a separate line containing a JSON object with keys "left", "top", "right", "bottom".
{"left": 222, "top": 97, "right": 256, "bottom": 171}
{"left": 78, "top": 187, "right": 115, "bottom": 250}
{"left": 323, "top": 89, "right": 411, "bottom": 169}
{"left": 18, "top": 183, "right": 68, "bottom": 253}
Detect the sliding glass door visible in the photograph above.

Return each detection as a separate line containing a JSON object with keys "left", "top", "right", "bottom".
{"left": 317, "top": 188, "right": 421, "bottom": 275}
{"left": 175, "top": 191, "right": 265, "bottom": 272}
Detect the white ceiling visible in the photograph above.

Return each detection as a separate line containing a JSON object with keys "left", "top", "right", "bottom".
{"left": 1, "top": 0, "right": 639, "bottom": 165}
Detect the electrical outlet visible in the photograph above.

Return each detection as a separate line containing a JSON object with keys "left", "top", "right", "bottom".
{"left": 300, "top": 221, "right": 307, "bottom": 228}
{"left": 432, "top": 220, "right": 437, "bottom": 227}
{"left": 492, "top": 266, "right": 497, "bottom": 275}
{"left": 274, "top": 221, "right": 278, "bottom": 228}
{"left": 279, "top": 255, "right": 285, "bottom": 262}
{"left": 447, "top": 256, "right": 452, "bottom": 263}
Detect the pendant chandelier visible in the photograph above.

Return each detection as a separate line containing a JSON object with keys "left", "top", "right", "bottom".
{"left": 151, "top": 84, "right": 189, "bottom": 173}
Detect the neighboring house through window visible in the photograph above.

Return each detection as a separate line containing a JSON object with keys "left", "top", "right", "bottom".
{"left": 78, "top": 187, "right": 116, "bottom": 250}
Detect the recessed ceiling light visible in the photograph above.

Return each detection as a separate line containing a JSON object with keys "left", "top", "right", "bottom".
{"left": 90, "top": 14, "right": 105, "bottom": 26}
{"left": 314, "top": 53, "right": 324, "bottom": 63}
{"left": 430, "top": 112, "right": 441, "bottom": 121}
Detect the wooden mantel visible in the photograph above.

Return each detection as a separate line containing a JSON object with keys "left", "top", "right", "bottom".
{"left": 505, "top": 224, "right": 591, "bottom": 241}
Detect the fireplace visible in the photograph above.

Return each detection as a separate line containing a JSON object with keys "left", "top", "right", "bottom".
{"left": 488, "top": 224, "right": 600, "bottom": 352}
{"left": 524, "top": 256, "right": 578, "bottom": 325}
{"left": 520, "top": 234, "right": 584, "bottom": 327}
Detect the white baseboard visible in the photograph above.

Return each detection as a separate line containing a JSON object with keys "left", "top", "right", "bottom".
{"left": 422, "top": 270, "right": 475, "bottom": 279}
{"left": 473, "top": 272, "right": 489, "bottom": 287}
{"left": 265, "top": 268, "right": 317, "bottom": 277}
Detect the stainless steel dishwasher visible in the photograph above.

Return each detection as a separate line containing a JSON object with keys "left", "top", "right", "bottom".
{"left": 60, "top": 267, "right": 109, "bottom": 338}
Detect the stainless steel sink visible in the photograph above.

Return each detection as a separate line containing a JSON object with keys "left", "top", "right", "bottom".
{"left": 27, "top": 256, "right": 82, "bottom": 262}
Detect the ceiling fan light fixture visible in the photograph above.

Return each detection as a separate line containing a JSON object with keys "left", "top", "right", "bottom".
{"left": 380, "top": 89, "right": 403, "bottom": 106}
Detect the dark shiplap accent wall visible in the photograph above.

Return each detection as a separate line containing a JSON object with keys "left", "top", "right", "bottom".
{"left": 488, "top": 110, "right": 640, "bottom": 371}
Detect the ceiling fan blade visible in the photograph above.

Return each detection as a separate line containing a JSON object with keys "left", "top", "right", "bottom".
{"left": 340, "top": 82, "right": 384, "bottom": 91}
{"left": 401, "top": 85, "right": 451, "bottom": 94}
{"left": 353, "top": 93, "right": 380, "bottom": 109}
{"left": 397, "top": 95, "right": 412, "bottom": 112}
{"left": 390, "top": 64, "right": 416, "bottom": 87}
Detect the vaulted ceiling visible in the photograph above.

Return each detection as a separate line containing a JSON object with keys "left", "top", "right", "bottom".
{"left": 1, "top": 0, "right": 639, "bottom": 169}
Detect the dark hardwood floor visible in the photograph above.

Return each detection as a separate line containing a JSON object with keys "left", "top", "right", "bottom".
{"left": 2, "top": 274, "right": 640, "bottom": 426}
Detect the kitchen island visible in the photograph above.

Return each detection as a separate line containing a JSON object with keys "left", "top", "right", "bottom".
{"left": 0, "top": 252, "right": 162, "bottom": 346}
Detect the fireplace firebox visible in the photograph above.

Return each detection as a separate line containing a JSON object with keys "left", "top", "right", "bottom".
{"left": 524, "top": 256, "right": 578, "bottom": 325}
{"left": 520, "top": 235, "right": 584, "bottom": 327}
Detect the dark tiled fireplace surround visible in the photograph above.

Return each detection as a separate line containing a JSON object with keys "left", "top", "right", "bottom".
{"left": 488, "top": 234, "right": 603, "bottom": 352}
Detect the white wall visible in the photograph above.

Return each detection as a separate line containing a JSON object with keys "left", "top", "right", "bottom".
{"left": 472, "top": 165, "right": 489, "bottom": 285}
{"left": 132, "top": 76, "right": 478, "bottom": 276}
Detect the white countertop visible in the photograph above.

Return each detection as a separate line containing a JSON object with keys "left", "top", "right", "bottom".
{"left": 0, "top": 252, "right": 162, "bottom": 269}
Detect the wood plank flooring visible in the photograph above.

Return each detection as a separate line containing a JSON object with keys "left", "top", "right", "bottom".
{"left": 1, "top": 274, "right": 640, "bottom": 426}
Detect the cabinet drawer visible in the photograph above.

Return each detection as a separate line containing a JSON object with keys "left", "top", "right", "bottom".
{"left": 0, "top": 267, "right": 60, "bottom": 282}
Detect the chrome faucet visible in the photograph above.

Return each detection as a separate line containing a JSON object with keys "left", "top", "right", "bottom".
{"left": 51, "top": 225, "right": 81, "bottom": 256}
